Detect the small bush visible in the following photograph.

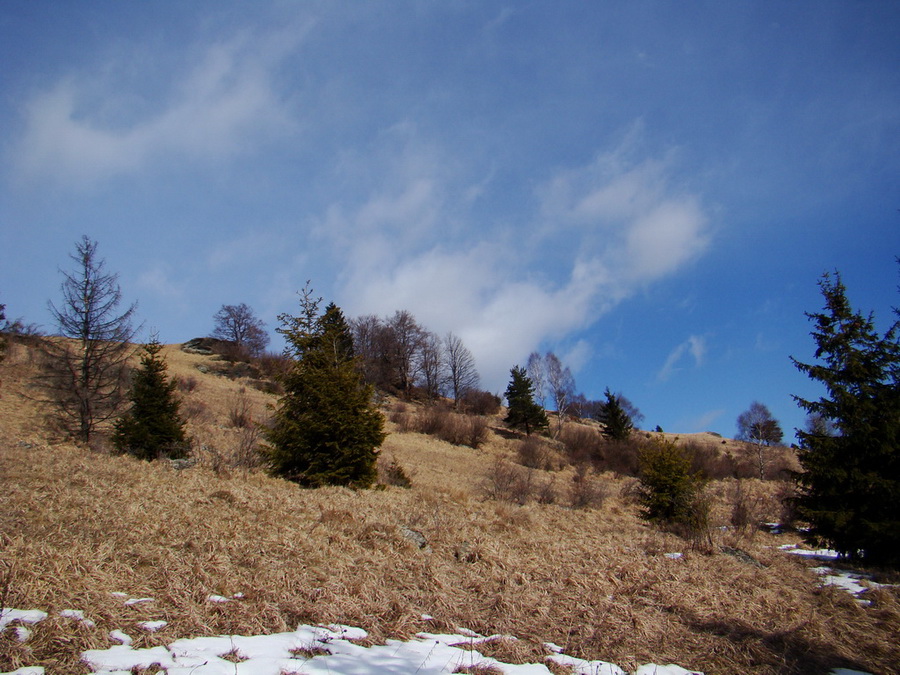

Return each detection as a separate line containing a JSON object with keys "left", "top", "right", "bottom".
{"left": 685, "top": 441, "right": 735, "bottom": 480}
{"left": 175, "top": 375, "right": 199, "bottom": 393}
{"left": 596, "top": 438, "right": 641, "bottom": 476}
{"left": 460, "top": 389, "right": 501, "bottom": 416}
{"left": 558, "top": 424, "right": 603, "bottom": 465}
{"left": 517, "top": 436, "right": 556, "bottom": 471}
{"left": 227, "top": 387, "right": 254, "bottom": 428}
{"left": 569, "top": 464, "right": 607, "bottom": 510}
{"left": 378, "top": 457, "right": 412, "bottom": 488}
{"left": 637, "top": 438, "right": 709, "bottom": 543}
{"left": 729, "top": 479, "right": 765, "bottom": 536}
{"left": 406, "top": 405, "right": 489, "bottom": 449}
{"left": 481, "top": 458, "right": 534, "bottom": 505}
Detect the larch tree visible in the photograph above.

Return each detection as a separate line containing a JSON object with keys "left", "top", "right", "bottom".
{"left": 504, "top": 365, "right": 548, "bottom": 435}
{"left": 791, "top": 271, "right": 900, "bottom": 566}
{"left": 113, "top": 336, "right": 189, "bottom": 460}
{"left": 264, "top": 285, "right": 385, "bottom": 488}
{"left": 42, "top": 236, "right": 138, "bottom": 442}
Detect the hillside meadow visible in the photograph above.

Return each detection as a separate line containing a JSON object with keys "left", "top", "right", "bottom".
{"left": 0, "top": 339, "right": 898, "bottom": 674}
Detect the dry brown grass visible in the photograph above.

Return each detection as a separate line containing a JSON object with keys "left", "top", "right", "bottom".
{"left": 1, "top": 341, "right": 899, "bottom": 674}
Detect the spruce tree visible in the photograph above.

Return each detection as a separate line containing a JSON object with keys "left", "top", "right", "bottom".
{"left": 113, "top": 337, "right": 189, "bottom": 460}
{"left": 504, "top": 365, "right": 548, "bottom": 435}
{"left": 265, "top": 287, "right": 385, "bottom": 488}
{"left": 597, "top": 388, "right": 634, "bottom": 441}
{"left": 791, "top": 271, "right": 900, "bottom": 566}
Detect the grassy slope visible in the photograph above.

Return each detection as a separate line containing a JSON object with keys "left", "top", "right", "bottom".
{"left": 0, "top": 340, "right": 898, "bottom": 675}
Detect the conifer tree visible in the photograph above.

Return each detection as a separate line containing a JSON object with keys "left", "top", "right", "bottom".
{"left": 113, "top": 337, "right": 189, "bottom": 460}
{"left": 265, "top": 286, "right": 385, "bottom": 488}
{"left": 504, "top": 365, "right": 548, "bottom": 435}
{"left": 791, "top": 271, "right": 900, "bottom": 566}
{"left": 597, "top": 388, "right": 634, "bottom": 441}
{"left": 43, "top": 236, "right": 138, "bottom": 442}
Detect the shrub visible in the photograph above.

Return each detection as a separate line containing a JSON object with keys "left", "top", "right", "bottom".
{"left": 460, "top": 389, "right": 501, "bottom": 416}
{"left": 175, "top": 375, "right": 199, "bottom": 393}
{"left": 637, "top": 438, "right": 708, "bottom": 541}
{"left": 569, "top": 464, "right": 607, "bottom": 510}
{"left": 378, "top": 457, "right": 412, "bottom": 488}
{"left": 558, "top": 424, "right": 603, "bottom": 465}
{"left": 597, "top": 437, "right": 641, "bottom": 476}
{"left": 481, "top": 458, "right": 534, "bottom": 505}
{"left": 516, "top": 436, "right": 556, "bottom": 470}
{"left": 729, "top": 479, "right": 765, "bottom": 535}
{"left": 227, "top": 387, "right": 255, "bottom": 428}
{"left": 405, "top": 405, "right": 489, "bottom": 449}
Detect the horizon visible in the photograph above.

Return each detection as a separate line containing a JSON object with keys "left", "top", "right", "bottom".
{"left": 2, "top": 2, "right": 899, "bottom": 441}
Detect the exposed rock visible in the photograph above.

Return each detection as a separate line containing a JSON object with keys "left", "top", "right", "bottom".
{"left": 181, "top": 337, "right": 235, "bottom": 356}
{"left": 721, "top": 545, "right": 765, "bottom": 568}
{"left": 400, "top": 526, "right": 429, "bottom": 551}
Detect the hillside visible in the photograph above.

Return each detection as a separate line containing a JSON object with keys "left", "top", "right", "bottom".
{"left": 0, "top": 339, "right": 898, "bottom": 674}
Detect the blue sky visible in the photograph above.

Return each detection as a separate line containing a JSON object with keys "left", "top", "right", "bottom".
{"left": 2, "top": 2, "right": 899, "bottom": 440}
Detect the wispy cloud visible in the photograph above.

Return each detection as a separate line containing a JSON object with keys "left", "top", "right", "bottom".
{"left": 657, "top": 335, "right": 707, "bottom": 382}
{"left": 11, "top": 27, "right": 307, "bottom": 188}
{"left": 685, "top": 408, "right": 726, "bottom": 433}
{"left": 314, "top": 127, "right": 713, "bottom": 390}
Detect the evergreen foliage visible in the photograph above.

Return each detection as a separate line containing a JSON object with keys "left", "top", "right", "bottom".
{"left": 791, "top": 271, "right": 900, "bottom": 567}
{"left": 597, "top": 388, "right": 634, "bottom": 441}
{"left": 113, "top": 337, "right": 189, "bottom": 460}
{"left": 637, "top": 438, "right": 705, "bottom": 526}
{"left": 265, "top": 286, "right": 385, "bottom": 488}
{"left": 504, "top": 365, "right": 548, "bottom": 435}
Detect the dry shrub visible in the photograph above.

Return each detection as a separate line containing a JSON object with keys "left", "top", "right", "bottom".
{"left": 227, "top": 387, "right": 254, "bottom": 429}
{"left": 558, "top": 424, "right": 602, "bottom": 464}
{"left": 181, "top": 398, "right": 211, "bottom": 423}
{"left": 407, "top": 406, "right": 488, "bottom": 449}
{"left": 775, "top": 481, "right": 800, "bottom": 529}
{"left": 389, "top": 402, "right": 416, "bottom": 433}
{"left": 729, "top": 479, "right": 766, "bottom": 536}
{"left": 685, "top": 441, "right": 737, "bottom": 480}
{"left": 254, "top": 351, "right": 291, "bottom": 381}
{"left": 175, "top": 375, "right": 199, "bottom": 393}
{"left": 459, "top": 390, "right": 501, "bottom": 416}
{"left": 569, "top": 464, "right": 607, "bottom": 510}
{"left": 596, "top": 437, "right": 641, "bottom": 476}
{"left": 516, "top": 436, "right": 557, "bottom": 471}
{"left": 481, "top": 457, "right": 535, "bottom": 505}
{"left": 232, "top": 426, "right": 263, "bottom": 469}
{"left": 378, "top": 456, "right": 412, "bottom": 488}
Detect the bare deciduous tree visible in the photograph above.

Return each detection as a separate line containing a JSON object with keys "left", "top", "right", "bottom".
{"left": 42, "top": 236, "right": 138, "bottom": 442}
{"left": 736, "top": 401, "right": 784, "bottom": 479}
{"left": 444, "top": 332, "right": 480, "bottom": 408}
{"left": 545, "top": 352, "right": 576, "bottom": 437}
{"left": 416, "top": 330, "right": 445, "bottom": 401}
{"left": 211, "top": 303, "right": 269, "bottom": 357}
{"left": 387, "top": 310, "right": 425, "bottom": 397}
{"left": 526, "top": 351, "right": 547, "bottom": 409}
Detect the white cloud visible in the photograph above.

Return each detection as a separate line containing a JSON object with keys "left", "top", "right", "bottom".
{"left": 315, "top": 128, "right": 712, "bottom": 392}
{"left": 657, "top": 335, "right": 707, "bottom": 382}
{"left": 12, "top": 28, "right": 305, "bottom": 188}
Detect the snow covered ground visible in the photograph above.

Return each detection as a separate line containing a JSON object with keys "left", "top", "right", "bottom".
{"left": 0, "top": 547, "right": 883, "bottom": 675}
